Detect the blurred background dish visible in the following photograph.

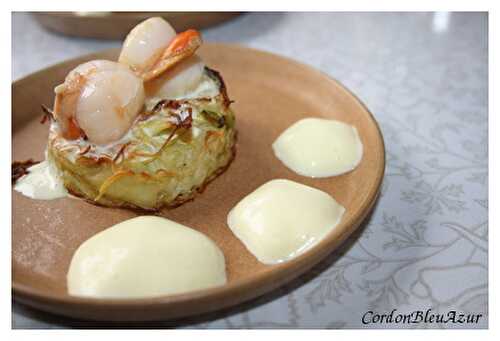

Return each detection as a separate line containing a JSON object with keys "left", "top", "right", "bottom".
{"left": 32, "top": 12, "right": 242, "bottom": 40}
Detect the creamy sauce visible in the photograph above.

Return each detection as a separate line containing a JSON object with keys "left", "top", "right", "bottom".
{"left": 145, "top": 73, "right": 220, "bottom": 111}
{"left": 227, "top": 179, "right": 345, "bottom": 264}
{"left": 14, "top": 160, "right": 67, "bottom": 200}
{"left": 67, "top": 216, "right": 227, "bottom": 298}
{"left": 272, "top": 118, "right": 363, "bottom": 178}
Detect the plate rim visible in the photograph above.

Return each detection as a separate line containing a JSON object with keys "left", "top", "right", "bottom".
{"left": 12, "top": 43, "right": 385, "bottom": 320}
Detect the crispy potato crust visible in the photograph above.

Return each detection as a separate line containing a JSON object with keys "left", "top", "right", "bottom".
{"left": 48, "top": 68, "right": 236, "bottom": 211}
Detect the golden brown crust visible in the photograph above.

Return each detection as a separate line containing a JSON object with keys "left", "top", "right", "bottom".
{"left": 66, "top": 133, "right": 237, "bottom": 212}
{"left": 205, "top": 67, "right": 232, "bottom": 109}
{"left": 48, "top": 66, "right": 236, "bottom": 211}
{"left": 162, "top": 133, "right": 237, "bottom": 210}
{"left": 12, "top": 159, "right": 40, "bottom": 184}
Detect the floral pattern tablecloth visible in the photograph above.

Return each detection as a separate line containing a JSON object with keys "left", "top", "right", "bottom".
{"left": 12, "top": 12, "right": 488, "bottom": 329}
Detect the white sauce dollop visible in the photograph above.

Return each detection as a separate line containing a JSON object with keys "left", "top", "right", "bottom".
{"left": 227, "top": 179, "right": 345, "bottom": 264}
{"left": 272, "top": 118, "right": 363, "bottom": 178}
{"left": 67, "top": 216, "right": 227, "bottom": 298}
{"left": 144, "top": 72, "right": 220, "bottom": 111}
{"left": 14, "top": 160, "right": 68, "bottom": 200}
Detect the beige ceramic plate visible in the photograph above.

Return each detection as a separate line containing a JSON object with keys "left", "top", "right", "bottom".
{"left": 12, "top": 44, "right": 385, "bottom": 322}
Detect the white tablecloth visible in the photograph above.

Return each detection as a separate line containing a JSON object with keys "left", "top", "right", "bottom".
{"left": 12, "top": 12, "right": 488, "bottom": 329}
